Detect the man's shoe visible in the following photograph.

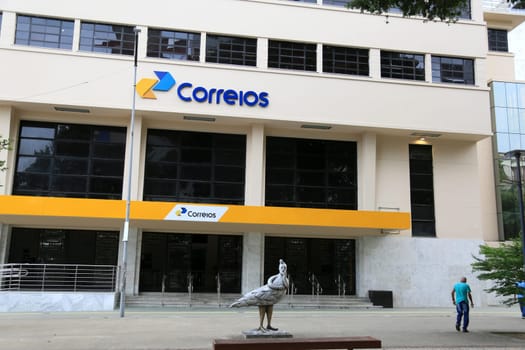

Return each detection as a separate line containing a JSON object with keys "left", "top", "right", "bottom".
{"left": 455, "top": 324, "right": 460, "bottom": 331}
{"left": 463, "top": 329, "right": 469, "bottom": 333}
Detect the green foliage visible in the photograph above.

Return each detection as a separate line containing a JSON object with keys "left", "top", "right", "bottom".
{"left": 346, "top": 0, "right": 525, "bottom": 22}
{"left": 0, "top": 137, "right": 10, "bottom": 172}
{"left": 472, "top": 237, "right": 525, "bottom": 305}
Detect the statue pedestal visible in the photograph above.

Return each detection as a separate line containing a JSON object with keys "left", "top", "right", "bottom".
{"left": 242, "top": 329, "right": 293, "bottom": 339}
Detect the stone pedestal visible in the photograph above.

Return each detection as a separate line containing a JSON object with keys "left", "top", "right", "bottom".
{"left": 242, "top": 329, "right": 293, "bottom": 339}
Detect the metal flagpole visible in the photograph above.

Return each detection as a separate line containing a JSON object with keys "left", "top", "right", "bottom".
{"left": 120, "top": 26, "right": 141, "bottom": 318}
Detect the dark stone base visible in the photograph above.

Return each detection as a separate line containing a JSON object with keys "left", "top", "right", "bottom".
{"left": 242, "top": 329, "right": 293, "bottom": 338}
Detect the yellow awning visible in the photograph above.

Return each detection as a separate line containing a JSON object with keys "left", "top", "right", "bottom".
{"left": 0, "top": 195, "right": 410, "bottom": 237}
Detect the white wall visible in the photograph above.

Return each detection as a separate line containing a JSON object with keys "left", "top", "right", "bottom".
{"left": 357, "top": 236, "right": 500, "bottom": 307}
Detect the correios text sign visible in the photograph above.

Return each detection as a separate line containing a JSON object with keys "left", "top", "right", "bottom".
{"left": 137, "top": 71, "right": 269, "bottom": 108}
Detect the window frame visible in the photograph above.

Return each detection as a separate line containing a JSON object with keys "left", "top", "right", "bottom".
{"left": 323, "top": 45, "right": 369, "bottom": 76}
{"left": 268, "top": 40, "right": 317, "bottom": 72}
{"left": 143, "top": 129, "right": 247, "bottom": 204}
{"left": 15, "top": 14, "right": 74, "bottom": 50}
{"left": 488, "top": 28, "right": 509, "bottom": 52}
{"left": 431, "top": 55, "right": 475, "bottom": 85}
{"left": 380, "top": 50, "right": 425, "bottom": 81}
{"left": 79, "top": 21, "right": 135, "bottom": 55}
{"left": 147, "top": 28, "right": 201, "bottom": 61}
{"left": 205, "top": 34, "right": 257, "bottom": 67}
{"left": 13, "top": 121, "right": 126, "bottom": 199}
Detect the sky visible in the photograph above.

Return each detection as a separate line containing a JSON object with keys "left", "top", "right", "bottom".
{"left": 509, "top": 22, "right": 525, "bottom": 80}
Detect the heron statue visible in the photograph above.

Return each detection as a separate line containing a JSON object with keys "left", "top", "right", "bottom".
{"left": 230, "top": 259, "right": 289, "bottom": 331}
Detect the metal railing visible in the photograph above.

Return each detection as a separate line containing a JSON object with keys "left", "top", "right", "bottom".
{"left": 0, "top": 263, "right": 118, "bottom": 292}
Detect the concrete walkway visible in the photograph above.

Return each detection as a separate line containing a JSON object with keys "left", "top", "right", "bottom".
{"left": 0, "top": 306, "right": 524, "bottom": 349}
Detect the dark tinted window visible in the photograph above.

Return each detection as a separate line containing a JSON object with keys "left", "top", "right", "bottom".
{"left": 15, "top": 15, "right": 73, "bottom": 49}
{"left": 381, "top": 51, "right": 425, "bottom": 81}
{"left": 266, "top": 137, "right": 357, "bottom": 209}
{"left": 268, "top": 40, "right": 316, "bottom": 72}
{"left": 80, "top": 22, "right": 135, "bottom": 55}
{"left": 9, "top": 227, "right": 119, "bottom": 265}
{"left": 432, "top": 56, "right": 474, "bottom": 85}
{"left": 409, "top": 144, "right": 436, "bottom": 237}
{"left": 144, "top": 129, "right": 246, "bottom": 204}
{"left": 147, "top": 29, "right": 200, "bottom": 61}
{"left": 323, "top": 45, "right": 369, "bottom": 76}
{"left": 14, "top": 121, "right": 126, "bottom": 199}
{"left": 488, "top": 28, "right": 508, "bottom": 52}
{"left": 206, "top": 34, "right": 257, "bottom": 66}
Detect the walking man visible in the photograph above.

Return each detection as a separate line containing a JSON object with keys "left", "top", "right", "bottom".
{"left": 515, "top": 280, "right": 525, "bottom": 319}
{"left": 451, "top": 276, "right": 474, "bottom": 332}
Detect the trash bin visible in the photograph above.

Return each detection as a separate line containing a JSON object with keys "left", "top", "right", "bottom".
{"left": 368, "top": 290, "right": 393, "bottom": 308}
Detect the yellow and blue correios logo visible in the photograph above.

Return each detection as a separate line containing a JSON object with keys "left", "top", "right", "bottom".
{"left": 175, "top": 207, "right": 187, "bottom": 216}
{"left": 136, "top": 71, "right": 175, "bottom": 99}
{"left": 136, "top": 70, "right": 269, "bottom": 108}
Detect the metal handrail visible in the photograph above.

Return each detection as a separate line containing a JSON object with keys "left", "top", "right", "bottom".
{"left": 0, "top": 263, "right": 118, "bottom": 292}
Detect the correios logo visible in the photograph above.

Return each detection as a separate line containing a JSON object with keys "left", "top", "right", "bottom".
{"left": 165, "top": 204, "right": 229, "bottom": 222}
{"left": 137, "top": 71, "right": 269, "bottom": 108}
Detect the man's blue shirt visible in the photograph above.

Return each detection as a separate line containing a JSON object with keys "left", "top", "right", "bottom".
{"left": 454, "top": 282, "right": 471, "bottom": 303}
{"left": 516, "top": 281, "right": 525, "bottom": 299}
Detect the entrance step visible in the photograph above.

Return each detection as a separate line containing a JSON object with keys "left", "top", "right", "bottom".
{"left": 125, "top": 293, "right": 379, "bottom": 310}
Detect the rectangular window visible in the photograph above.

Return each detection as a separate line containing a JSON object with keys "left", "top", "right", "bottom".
{"left": 323, "top": 0, "right": 349, "bottom": 6}
{"left": 323, "top": 45, "right": 369, "bottom": 76}
{"left": 265, "top": 137, "right": 357, "bottom": 209}
{"left": 13, "top": 121, "right": 126, "bottom": 199}
{"left": 9, "top": 228, "right": 119, "bottom": 266}
{"left": 79, "top": 22, "right": 135, "bottom": 55}
{"left": 268, "top": 40, "right": 317, "bottom": 72}
{"left": 388, "top": 1, "right": 470, "bottom": 19}
{"left": 15, "top": 15, "right": 73, "bottom": 50}
{"left": 488, "top": 28, "right": 508, "bottom": 52}
{"left": 205, "top": 34, "right": 256, "bottom": 66}
{"left": 143, "top": 129, "right": 246, "bottom": 204}
{"left": 432, "top": 56, "right": 474, "bottom": 85}
{"left": 381, "top": 51, "right": 425, "bottom": 81}
{"left": 409, "top": 144, "right": 436, "bottom": 237}
{"left": 147, "top": 29, "right": 200, "bottom": 61}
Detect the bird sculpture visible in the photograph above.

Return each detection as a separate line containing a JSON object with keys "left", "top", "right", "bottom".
{"left": 230, "top": 259, "right": 289, "bottom": 332}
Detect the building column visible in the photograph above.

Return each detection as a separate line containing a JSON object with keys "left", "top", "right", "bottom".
{"left": 242, "top": 124, "right": 266, "bottom": 292}
{"left": 358, "top": 133, "right": 377, "bottom": 210}
{"left": 0, "top": 106, "right": 14, "bottom": 264}
{"left": 369, "top": 49, "right": 381, "bottom": 79}
{"left": 242, "top": 232, "right": 265, "bottom": 293}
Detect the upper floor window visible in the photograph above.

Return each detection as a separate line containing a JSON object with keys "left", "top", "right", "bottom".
{"left": 13, "top": 121, "right": 126, "bottom": 199}
{"left": 432, "top": 56, "right": 474, "bottom": 85}
{"left": 147, "top": 29, "right": 200, "bottom": 61}
{"left": 323, "top": 45, "right": 369, "bottom": 76}
{"left": 80, "top": 22, "right": 135, "bottom": 55}
{"left": 488, "top": 28, "right": 508, "bottom": 52}
{"left": 409, "top": 144, "right": 436, "bottom": 237}
{"left": 0, "top": 13, "right": 3, "bottom": 33}
{"left": 388, "top": 1, "right": 470, "bottom": 19}
{"left": 265, "top": 137, "right": 357, "bottom": 210}
{"left": 323, "top": 0, "right": 349, "bottom": 6}
{"left": 381, "top": 51, "right": 425, "bottom": 81}
{"left": 144, "top": 129, "right": 246, "bottom": 204}
{"left": 15, "top": 15, "right": 73, "bottom": 50}
{"left": 268, "top": 40, "right": 316, "bottom": 72}
{"left": 206, "top": 34, "right": 256, "bottom": 66}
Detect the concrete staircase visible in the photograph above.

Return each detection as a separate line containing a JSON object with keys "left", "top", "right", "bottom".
{"left": 125, "top": 292, "right": 379, "bottom": 310}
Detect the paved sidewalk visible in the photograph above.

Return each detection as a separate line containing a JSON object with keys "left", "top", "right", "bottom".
{"left": 0, "top": 307, "right": 524, "bottom": 349}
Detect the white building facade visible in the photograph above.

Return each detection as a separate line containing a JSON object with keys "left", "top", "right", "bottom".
{"left": 0, "top": 0, "right": 523, "bottom": 310}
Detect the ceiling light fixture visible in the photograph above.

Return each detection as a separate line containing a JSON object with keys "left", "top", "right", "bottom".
{"left": 183, "top": 116, "right": 216, "bottom": 122}
{"left": 54, "top": 106, "right": 90, "bottom": 113}
{"left": 301, "top": 124, "right": 332, "bottom": 130}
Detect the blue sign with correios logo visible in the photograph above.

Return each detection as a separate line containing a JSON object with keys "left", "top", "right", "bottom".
{"left": 137, "top": 71, "right": 269, "bottom": 108}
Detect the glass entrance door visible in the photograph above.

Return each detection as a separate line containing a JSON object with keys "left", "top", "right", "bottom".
{"left": 139, "top": 232, "right": 242, "bottom": 293}
{"left": 264, "top": 237, "right": 355, "bottom": 295}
